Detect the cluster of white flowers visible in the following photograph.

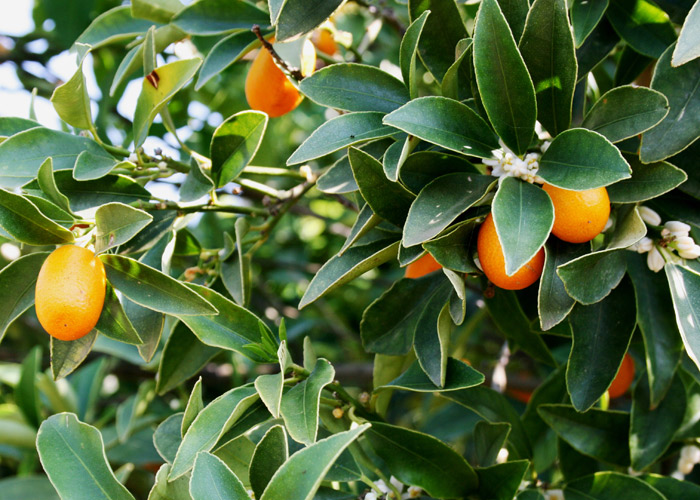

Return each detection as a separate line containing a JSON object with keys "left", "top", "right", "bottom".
{"left": 364, "top": 476, "right": 422, "bottom": 500}
{"left": 482, "top": 140, "right": 545, "bottom": 184}
{"left": 672, "top": 445, "right": 700, "bottom": 479}
{"left": 543, "top": 489, "right": 564, "bottom": 500}
{"left": 628, "top": 206, "right": 700, "bottom": 272}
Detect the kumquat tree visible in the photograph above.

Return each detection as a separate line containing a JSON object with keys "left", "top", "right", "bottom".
{"left": 1, "top": 0, "right": 700, "bottom": 498}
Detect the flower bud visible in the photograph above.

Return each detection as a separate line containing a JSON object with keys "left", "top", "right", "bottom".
{"left": 544, "top": 489, "right": 564, "bottom": 500}
{"left": 679, "top": 459, "right": 695, "bottom": 475}
{"left": 407, "top": 486, "right": 422, "bottom": 498}
{"left": 681, "top": 445, "right": 700, "bottom": 463}
{"left": 674, "top": 236, "right": 696, "bottom": 251}
{"left": 639, "top": 206, "right": 661, "bottom": 226}
{"left": 647, "top": 246, "right": 665, "bottom": 273}
{"left": 665, "top": 221, "right": 691, "bottom": 236}
{"left": 128, "top": 153, "right": 138, "bottom": 163}
{"left": 679, "top": 245, "right": 700, "bottom": 260}
{"left": 636, "top": 237, "right": 653, "bottom": 253}
{"left": 365, "top": 493, "right": 378, "bottom": 500}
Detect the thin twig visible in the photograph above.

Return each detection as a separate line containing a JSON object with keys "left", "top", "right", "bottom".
{"left": 252, "top": 25, "right": 304, "bottom": 81}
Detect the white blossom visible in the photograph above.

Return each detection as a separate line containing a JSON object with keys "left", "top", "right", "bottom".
{"left": 128, "top": 153, "right": 138, "bottom": 163}
{"left": 496, "top": 447, "right": 509, "bottom": 464}
{"left": 665, "top": 221, "right": 691, "bottom": 236}
{"left": 483, "top": 140, "right": 543, "bottom": 184}
{"left": 679, "top": 245, "right": 700, "bottom": 260}
{"left": 639, "top": 206, "right": 661, "bottom": 226}
{"left": 158, "top": 161, "right": 168, "bottom": 169}
{"left": 679, "top": 459, "right": 696, "bottom": 475}
{"left": 636, "top": 237, "right": 653, "bottom": 254}
{"left": 544, "top": 489, "right": 564, "bottom": 500}
{"left": 647, "top": 246, "right": 665, "bottom": 272}
{"left": 404, "top": 486, "right": 422, "bottom": 499}
{"left": 365, "top": 492, "right": 378, "bottom": 500}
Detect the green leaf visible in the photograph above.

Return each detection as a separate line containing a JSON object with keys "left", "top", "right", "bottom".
{"left": 255, "top": 373, "right": 283, "bottom": 419}
{"left": 148, "top": 463, "right": 192, "bottom": 500}
{"left": 0, "top": 117, "right": 40, "bottom": 137}
{"left": 0, "top": 476, "right": 60, "bottom": 500}
{"left": 196, "top": 31, "right": 259, "bottom": 90}
{"left": 190, "top": 451, "right": 249, "bottom": 500}
{"left": 571, "top": 0, "right": 609, "bottom": 47}
{"left": 493, "top": 177, "right": 553, "bottom": 276}
{"left": 259, "top": 425, "right": 368, "bottom": 500}
{"left": 95, "top": 202, "right": 153, "bottom": 254}
{"left": 180, "top": 158, "right": 214, "bottom": 203}
{"left": 641, "top": 473, "right": 700, "bottom": 498}
{"left": 474, "top": 0, "right": 536, "bottom": 155}
{"left": 0, "top": 252, "right": 48, "bottom": 343}
{"left": 399, "top": 151, "right": 478, "bottom": 194}
{"left": 473, "top": 421, "right": 511, "bottom": 467}
{"left": 287, "top": 112, "right": 397, "bottom": 165}
{"left": 37, "top": 158, "right": 72, "bottom": 215}
{"left": 383, "top": 96, "right": 499, "bottom": 159}
{"left": 50, "top": 61, "right": 92, "bottom": 131}
{"left": 630, "top": 372, "right": 686, "bottom": 470}
{"left": 16, "top": 346, "right": 42, "bottom": 428}
{"left": 565, "top": 472, "right": 665, "bottom": 500}
{"left": 519, "top": 0, "right": 577, "bottom": 137}
{"left": 0, "top": 127, "right": 113, "bottom": 189}
{"left": 557, "top": 250, "right": 627, "bottom": 305}
{"left": 424, "top": 220, "right": 480, "bottom": 274}
{"left": 640, "top": 44, "right": 700, "bottom": 163}
{"left": 221, "top": 218, "right": 251, "bottom": 307}
{"left": 666, "top": 264, "right": 700, "bottom": 374}
{"left": 37, "top": 413, "right": 135, "bottom": 500}
{"left": 576, "top": 18, "right": 620, "bottom": 80}
{"left": 365, "top": 422, "right": 478, "bottom": 497}
{"left": 280, "top": 359, "right": 335, "bottom": 445}
{"left": 156, "top": 322, "right": 219, "bottom": 395}
{"left": 414, "top": 295, "right": 453, "bottom": 387}
{"left": 403, "top": 173, "right": 494, "bottom": 247}
{"left": 608, "top": 155, "right": 687, "bottom": 202}
{"left": 375, "top": 357, "right": 484, "bottom": 393}
{"left": 0, "top": 189, "right": 74, "bottom": 245}
{"left": 442, "top": 387, "right": 531, "bottom": 459}
{"left": 74, "top": 6, "right": 162, "bottom": 52}
{"left": 441, "top": 38, "right": 473, "bottom": 101}
{"left": 567, "top": 278, "right": 637, "bottom": 411}
{"left": 124, "top": 298, "right": 164, "bottom": 363}
{"left": 182, "top": 377, "right": 203, "bottom": 436}
{"left": 538, "top": 241, "right": 587, "bottom": 330}
{"left": 211, "top": 111, "right": 268, "bottom": 187}
{"left": 300, "top": 64, "right": 409, "bottom": 114}
{"left": 400, "top": 10, "right": 430, "bottom": 98}
{"left": 538, "top": 128, "right": 632, "bottom": 189}
{"left": 133, "top": 58, "right": 202, "bottom": 147}
{"left": 250, "top": 426, "right": 288, "bottom": 499}
{"left": 316, "top": 157, "right": 358, "bottom": 194}
{"left": 538, "top": 404, "right": 630, "bottom": 466}
{"left": 170, "top": 386, "right": 259, "bottom": 480}
{"left": 101, "top": 254, "right": 217, "bottom": 316}
{"left": 361, "top": 274, "right": 450, "bottom": 355}
{"left": 299, "top": 237, "right": 400, "bottom": 309}
{"left": 614, "top": 45, "right": 654, "bottom": 86}
{"left": 154, "top": 413, "right": 184, "bottom": 463}
{"left": 627, "top": 253, "right": 683, "bottom": 407}
{"left": 348, "top": 147, "right": 413, "bottom": 226}
{"left": 275, "top": 0, "right": 342, "bottom": 41}
{"left": 116, "top": 381, "right": 154, "bottom": 442}
{"left": 132, "top": 0, "right": 184, "bottom": 23}
{"left": 50, "top": 331, "right": 98, "bottom": 380}
{"left": 408, "top": 0, "right": 469, "bottom": 83}
{"left": 606, "top": 0, "right": 676, "bottom": 58}
{"left": 338, "top": 204, "right": 381, "bottom": 255}
{"left": 672, "top": 0, "right": 700, "bottom": 66}
{"left": 582, "top": 86, "right": 669, "bottom": 143}
{"left": 73, "top": 151, "right": 120, "bottom": 182}
{"left": 172, "top": 0, "right": 269, "bottom": 35}
{"left": 476, "top": 460, "right": 530, "bottom": 500}
{"left": 96, "top": 284, "right": 144, "bottom": 345}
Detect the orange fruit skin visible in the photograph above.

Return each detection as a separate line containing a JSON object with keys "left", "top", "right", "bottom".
{"left": 477, "top": 213, "right": 545, "bottom": 290}
{"left": 405, "top": 253, "right": 442, "bottom": 278}
{"left": 542, "top": 184, "right": 610, "bottom": 244}
{"left": 245, "top": 44, "right": 303, "bottom": 118}
{"left": 608, "top": 353, "right": 635, "bottom": 399}
{"left": 313, "top": 29, "right": 338, "bottom": 56}
{"left": 35, "top": 245, "right": 106, "bottom": 341}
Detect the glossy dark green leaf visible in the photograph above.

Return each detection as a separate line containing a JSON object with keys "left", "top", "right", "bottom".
{"left": 403, "top": 173, "right": 494, "bottom": 247}
{"left": 476, "top": 460, "right": 529, "bottom": 500}
{"left": 576, "top": 18, "right": 620, "bottom": 80}
{"left": 486, "top": 288, "right": 556, "bottom": 366}
{"left": 73, "top": 151, "right": 120, "bottom": 182}
{"left": 287, "top": 112, "right": 397, "bottom": 165}
{"left": 299, "top": 237, "right": 399, "bottom": 309}
{"left": 582, "top": 86, "right": 669, "bottom": 143}
{"left": 522, "top": 365, "right": 568, "bottom": 446}
{"left": 0, "top": 117, "right": 39, "bottom": 137}
{"left": 630, "top": 372, "right": 686, "bottom": 470}
{"left": 361, "top": 274, "right": 449, "bottom": 355}
{"left": 606, "top": 0, "right": 676, "bottom": 58}
{"left": 250, "top": 425, "right": 288, "bottom": 499}
{"left": 375, "top": 357, "right": 484, "bottom": 393}
{"left": 0, "top": 476, "right": 60, "bottom": 500}
{"left": 641, "top": 473, "right": 700, "bottom": 499}
{"left": 608, "top": 155, "right": 687, "bottom": 202}
{"left": 172, "top": 0, "right": 269, "bottom": 35}
{"left": 210, "top": 111, "right": 267, "bottom": 187}
{"left": 627, "top": 253, "right": 683, "bottom": 407}
{"left": 15, "top": 346, "right": 41, "bottom": 428}
{"left": 338, "top": 204, "right": 381, "bottom": 256}
{"left": 640, "top": 44, "right": 700, "bottom": 163}
{"left": 275, "top": 0, "right": 342, "bottom": 41}
{"left": 517, "top": 491, "right": 545, "bottom": 500}
{"left": 123, "top": 297, "right": 164, "bottom": 363}
{"left": 300, "top": 64, "right": 409, "bottom": 114}
{"left": 473, "top": 421, "right": 511, "bottom": 467}
{"left": 558, "top": 250, "right": 627, "bottom": 305}
{"left": 154, "top": 413, "right": 184, "bottom": 463}
{"left": 196, "top": 31, "right": 258, "bottom": 90}
{"left": 614, "top": 45, "right": 654, "bottom": 86}
{"left": 37, "top": 413, "right": 135, "bottom": 500}
{"left": 409, "top": 0, "right": 469, "bottom": 83}
{"left": 170, "top": 386, "right": 259, "bottom": 480}
{"left": 365, "top": 422, "right": 478, "bottom": 498}
{"left": 95, "top": 285, "right": 143, "bottom": 345}
{"left": 441, "top": 38, "right": 473, "bottom": 101}
{"left": 190, "top": 451, "right": 249, "bottom": 500}
{"left": 400, "top": 11, "right": 430, "bottom": 98}
{"left": 0, "top": 189, "right": 74, "bottom": 245}
{"left": 493, "top": 177, "right": 553, "bottom": 276}
{"left": 383, "top": 96, "right": 499, "bottom": 159}
{"left": 538, "top": 128, "right": 631, "bottom": 189}
{"left": 414, "top": 294, "right": 453, "bottom": 387}
{"left": 116, "top": 381, "right": 154, "bottom": 442}
{"left": 666, "top": 264, "right": 700, "bottom": 373}
{"left": 132, "top": 0, "right": 184, "bottom": 23}
{"left": 101, "top": 254, "right": 217, "bottom": 316}
{"left": 0, "top": 252, "right": 48, "bottom": 343}
{"left": 538, "top": 404, "right": 630, "bottom": 466}
{"left": 538, "top": 241, "right": 587, "bottom": 331}
{"left": 424, "top": 220, "right": 480, "bottom": 274}
{"left": 156, "top": 322, "right": 219, "bottom": 395}
{"left": 73, "top": 5, "right": 161, "bottom": 52}
{"left": 474, "top": 0, "right": 536, "bottom": 155}
{"left": 182, "top": 377, "right": 203, "bottom": 436}
{"left": 571, "top": 0, "right": 609, "bottom": 47}
{"left": 316, "top": 156, "right": 358, "bottom": 194}
{"left": 36, "top": 158, "right": 72, "bottom": 215}
{"left": 50, "top": 330, "right": 98, "bottom": 380}
{"left": 565, "top": 472, "right": 665, "bottom": 500}
{"left": 221, "top": 217, "right": 251, "bottom": 307}
{"left": 399, "top": 151, "right": 478, "bottom": 194}
{"left": 95, "top": 202, "right": 153, "bottom": 254}
{"left": 280, "top": 359, "right": 334, "bottom": 445}
{"left": 672, "top": 0, "right": 700, "bottom": 66}
{"left": 519, "top": 0, "right": 577, "bottom": 137}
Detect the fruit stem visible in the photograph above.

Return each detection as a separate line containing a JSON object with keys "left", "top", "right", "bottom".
{"left": 251, "top": 25, "right": 304, "bottom": 81}
{"left": 130, "top": 200, "right": 267, "bottom": 217}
